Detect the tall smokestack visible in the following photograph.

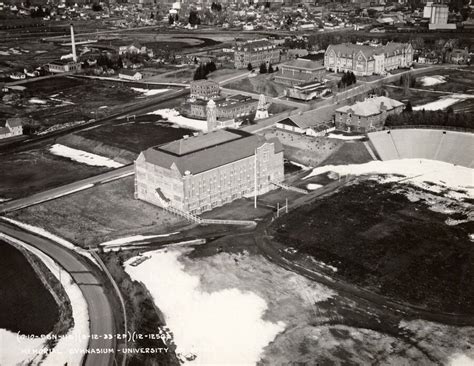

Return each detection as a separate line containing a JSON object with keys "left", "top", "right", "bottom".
{"left": 70, "top": 23, "right": 77, "bottom": 62}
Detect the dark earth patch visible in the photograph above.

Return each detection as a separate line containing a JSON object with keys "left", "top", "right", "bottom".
{"left": 0, "top": 240, "right": 58, "bottom": 335}
{"left": 270, "top": 180, "right": 474, "bottom": 313}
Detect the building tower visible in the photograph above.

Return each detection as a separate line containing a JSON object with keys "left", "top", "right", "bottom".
{"left": 70, "top": 24, "right": 77, "bottom": 62}
{"left": 255, "top": 94, "right": 269, "bottom": 120}
{"left": 206, "top": 99, "right": 217, "bottom": 132}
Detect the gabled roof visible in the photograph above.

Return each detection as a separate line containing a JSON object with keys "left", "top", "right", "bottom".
{"left": 141, "top": 129, "right": 283, "bottom": 176}
{"left": 336, "top": 96, "right": 404, "bottom": 117}
{"left": 326, "top": 42, "right": 410, "bottom": 60}
{"left": 6, "top": 117, "right": 23, "bottom": 127}
{"left": 280, "top": 58, "right": 324, "bottom": 71}
{"left": 277, "top": 105, "right": 336, "bottom": 130}
{"left": 119, "top": 69, "right": 141, "bottom": 76}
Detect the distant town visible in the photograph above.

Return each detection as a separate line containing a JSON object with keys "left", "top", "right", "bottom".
{"left": 0, "top": 0, "right": 473, "bottom": 365}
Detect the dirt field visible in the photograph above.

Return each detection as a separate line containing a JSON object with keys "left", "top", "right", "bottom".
{"left": 261, "top": 128, "right": 343, "bottom": 167}
{"left": 0, "top": 146, "right": 108, "bottom": 200}
{"left": 320, "top": 141, "right": 373, "bottom": 166}
{"left": 270, "top": 179, "right": 474, "bottom": 313}
{"left": 6, "top": 177, "right": 186, "bottom": 247}
{"left": 226, "top": 74, "right": 287, "bottom": 97}
{"left": 0, "top": 240, "right": 58, "bottom": 335}
{"left": 1, "top": 76, "right": 156, "bottom": 131}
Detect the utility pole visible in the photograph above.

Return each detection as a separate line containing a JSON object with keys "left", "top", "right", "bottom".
{"left": 285, "top": 198, "right": 288, "bottom": 214}
{"left": 254, "top": 149, "right": 257, "bottom": 209}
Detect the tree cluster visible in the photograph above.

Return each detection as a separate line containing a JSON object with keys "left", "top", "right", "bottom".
{"left": 168, "top": 13, "right": 178, "bottom": 25}
{"left": 259, "top": 63, "right": 275, "bottom": 74}
{"left": 338, "top": 71, "right": 356, "bottom": 89}
{"left": 211, "top": 2, "right": 222, "bottom": 12}
{"left": 189, "top": 10, "right": 201, "bottom": 26}
{"left": 92, "top": 4, "right": 103, "bottom": 11}
{"left": 31, "top": 7, "right": 50, "bottom": 18}
{"left": 193, "top": 61, "right": 217, "bottom": 80}
{"left": 385, "top": 109, "right": 473, "bottom": 129}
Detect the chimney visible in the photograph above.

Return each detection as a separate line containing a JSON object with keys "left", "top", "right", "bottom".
{"left": 70, "top": 23, "right": 77, "bottom": 62}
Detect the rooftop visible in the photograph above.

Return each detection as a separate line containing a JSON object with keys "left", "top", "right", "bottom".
{"left": 336, "top": 96, "right": 404, "bottom": 117}
{"left": 142, "top": 129, "right": 283, "bottom": 175}
{"left": 326, "top": 42, "right": 411, "bottom": 59}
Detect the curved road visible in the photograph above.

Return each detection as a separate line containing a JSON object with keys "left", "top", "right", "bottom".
{"left": 0, "top": 222, "right": 116, "bottom": 366}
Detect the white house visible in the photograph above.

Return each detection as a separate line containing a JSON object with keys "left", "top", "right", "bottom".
{"left": 118, "top": 69, "right": 143, "bottom": 81}
{"left": 0, "top": 118, "right": 24, "bottom": 139}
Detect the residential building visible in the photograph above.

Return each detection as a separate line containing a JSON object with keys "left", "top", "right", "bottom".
{"left": 118, "top": 69, "right": 143, "bottom": 81}
{"left": 184, "top": 94, "right": 259, "bottom": 121}
{"left": 48, "top": 59, "right": 82, "bottom": 73}
{"left": 0, "top": 118, "right": 24, "bottom": 139}
{"left": 450, "top": 48, "right": 469, "bottom": 64}
{"left": 274, "top": 58, "right": 325, "bottom": 86}
{"left": 335, "top": 96, "right": 404, "bottom": 133}
{"left": 324, "top": 42, "right": 413, "bottom": 76}
{"left": 190, "top": 80, "right": 220, "bottom": 100}
{"left": 134, "top": 129, "right": 284, "bottom": 214}
{"left": 234, "top": 39, "right": 280, "bottom": 69}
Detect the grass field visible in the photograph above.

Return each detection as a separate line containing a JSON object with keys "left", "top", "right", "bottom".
{"left": 0, "top": 240, "right": 58, "bottom": 335}
{"left": 270, "top": 180, "right": 473, "bottom": 313}
{"left": 6, "top": 177, "right": 186, "bottom": 247}
{"left": 413, "top": 68, "right": 474, "bottom": 94}
{"left": 0, "top": 146, "right": 108, "bottom": 200}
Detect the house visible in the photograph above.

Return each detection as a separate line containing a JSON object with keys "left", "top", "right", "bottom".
{"left": 324, "top": 42, "right": 413, "bottom": 76}
{"left": 118, "top": 69, "right": 143, "bottom": 81}
{"left": 450, "top": 48, "right": 469, "bottom": 64}
{"left": 275, "top": 106, "right": 336, "bottom": 136}
{"left": 48, "top": 59, "right": 82, "bottom": 73}
{"left": 0, "top": 117, "right": 24, "bottom": 139}
{"left": 335, "top": 96, "right": 404, "bottom": 133}
{"left": 274, "top": 58, "right": 325, "bottom": 86}
{"left": 234, "top": 39, "right": 280, "bottom": 69}
{"left": 134, "top": 129, "right": 284, "bottom": 214}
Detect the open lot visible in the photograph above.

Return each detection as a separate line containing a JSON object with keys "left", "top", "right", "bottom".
{"left": 261, "top": 128, "right": 343, "bottom": 167}
{"left": 0, "top": 240, "right": 58, "bottom": 335}
{"left": 77, "top": 118, "right": 193, "bottom": 154}
{"left": 226, "top": 74, "right": 287, "bottom": 97}
{"left": 0, "top": 146, "right": 108, "bottom": 201}
{"left": 412, "top": 68, "right": 474, "bottom": 94}
{"left": 5, "top": 177, "right": 186, "bottom": 247}
{"left": 1, "top": 76, "right": 165, "bottom": 131}
{"left": 270, "top": 179, "right": 473, "bottom": 313}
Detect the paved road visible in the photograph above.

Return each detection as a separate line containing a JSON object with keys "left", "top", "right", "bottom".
{"left": 0, "top": 222, "right": 116, "bottom": 366}
{"left": 0, "top": 165, "right": 134, "bottom": 213}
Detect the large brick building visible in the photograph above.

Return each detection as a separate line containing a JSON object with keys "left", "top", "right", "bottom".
{"left": 234, "top": 39, "right": 280, "bottom": 69}
{"left": 134, "top": 129, "right": 284, "bottom": 214}
{"left": 190, "top": 80, "right": 220, "bottom": 100}
{"left": 335, "top": 96, "right": 404, "bottom": 133}
{"left": 324, "top": 42, "right": 413, "bottom": 76}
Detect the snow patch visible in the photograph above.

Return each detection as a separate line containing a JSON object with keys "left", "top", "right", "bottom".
{"left": 100, "top": 233, "right": 179, "bottom": 247}
{"left": 305, "top": 159, "right": 474, "bottom": 199}
{"left": 413, "top": 94, "right": 474, "bottom": 111}
{"left": 29, "top": 97, "right": 47, "bottom": 104}
{"left": 419, "top": 75, "right": 446, "bottom": 86}
{"left": 60, "top": 53, "right": 74, "bottom": 60}
{"left": 327, "top": 133, "right": 365, "bottom": 140}
{"left": 147, "top": 108, "right": 208, "bottom": 131}
{"left": 0, "top": 328, "right": 45, "bottom": 365}
{"left": 307, "top": 183, "right": 323, "bottom": 190}
{"left": 131, "top": 87, "right": 170, "bottom": 97}
{"left": 290, "top": 161, "right": 311, "bottom": 170}
{"left": 49, "top": 144, "right": 123, "bottom": 168}
{"left": 124, "top": 249, "right": 286, "bottom": 364}
{"left": 449, "top": 354, "right": 474, "bottom": 366}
